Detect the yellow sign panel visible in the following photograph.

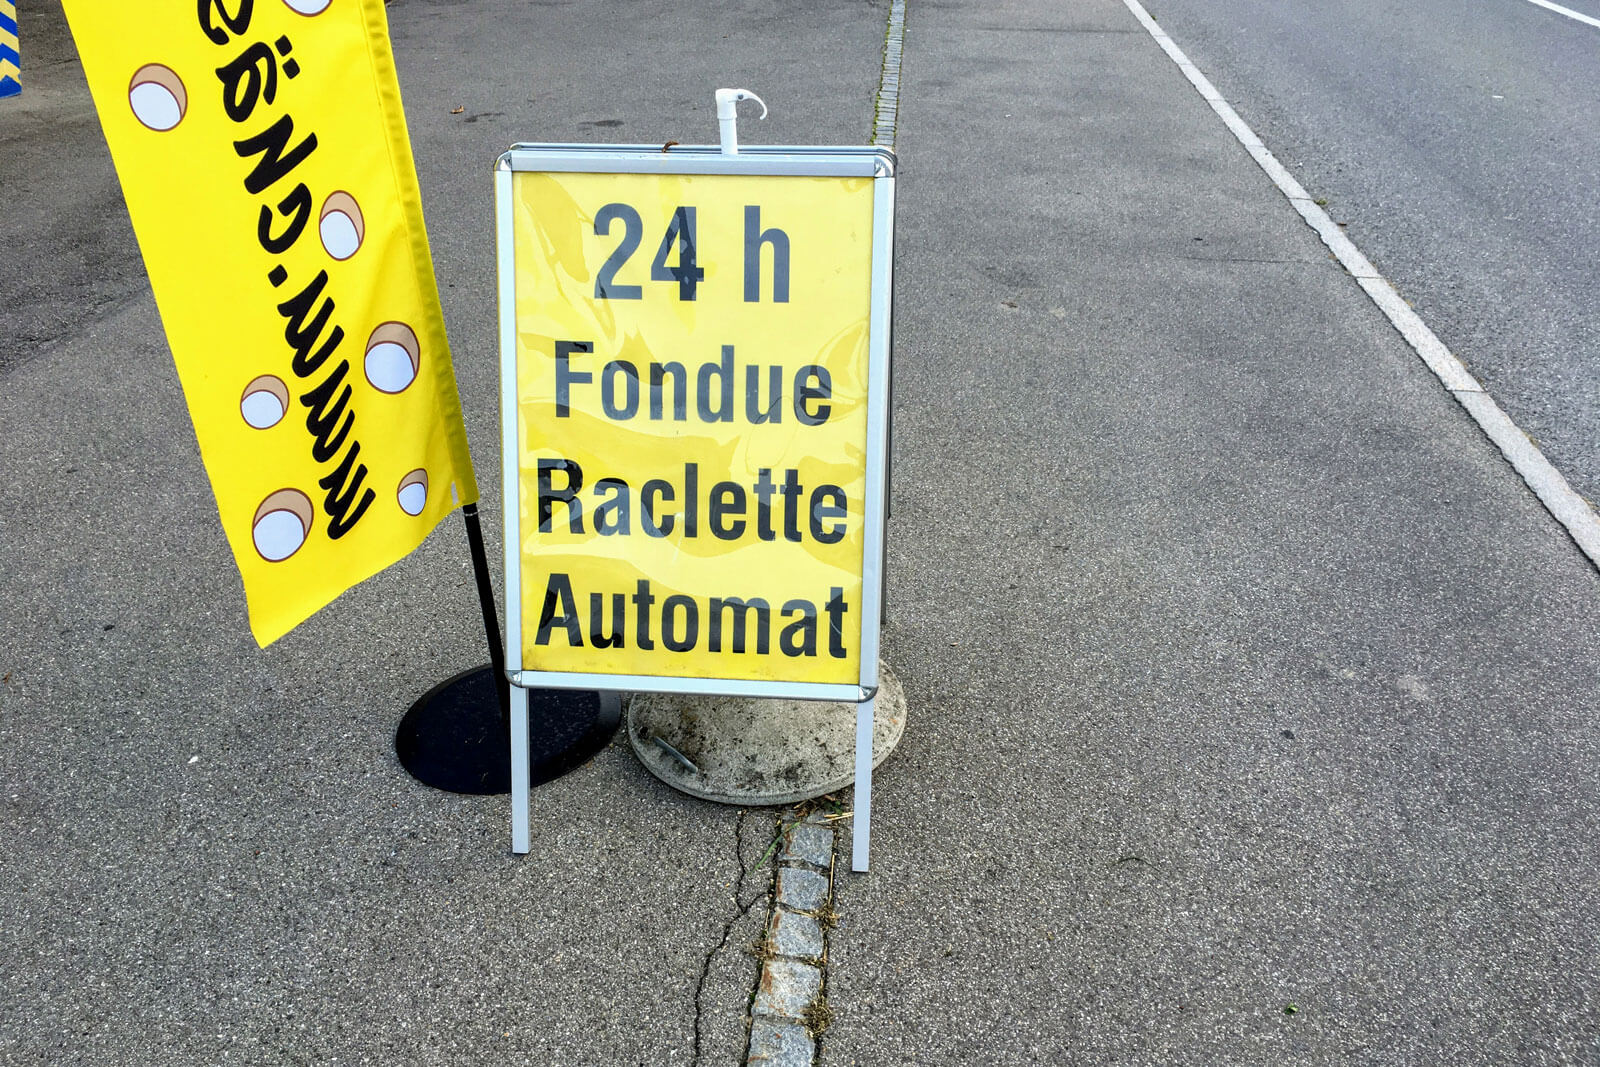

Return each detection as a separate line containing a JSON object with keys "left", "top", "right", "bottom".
{"left": 63, "top": 0, "right": 479, "bottom": 646}
{"left": 502, "top": 152, "right": 892, "bottom": 692}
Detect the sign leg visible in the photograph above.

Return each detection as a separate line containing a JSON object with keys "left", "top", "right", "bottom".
{"left": 851, "top": 694, "right": 876, "bottom": 872}
{"left": 510, "top": 684, "right": 531, "bottom": 854}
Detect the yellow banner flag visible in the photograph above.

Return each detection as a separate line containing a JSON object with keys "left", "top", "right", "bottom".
{"left": 63, "top": 0, "right": 479, "bottom": 645}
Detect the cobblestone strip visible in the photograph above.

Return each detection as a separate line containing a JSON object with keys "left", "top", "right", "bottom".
{"left": 744, "top": 815, "right": 837, "bottom": 1066}
{"left": 871, "top": 0, "right": 906, "bottom": 149}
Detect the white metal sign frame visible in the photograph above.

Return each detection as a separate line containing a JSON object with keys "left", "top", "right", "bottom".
{"left": 494, "top": 143, "right": 895, "bottom": 871}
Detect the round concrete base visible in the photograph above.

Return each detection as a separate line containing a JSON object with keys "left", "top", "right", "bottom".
{"left": 627, "top": 663, "right": 907, "bottom": 806}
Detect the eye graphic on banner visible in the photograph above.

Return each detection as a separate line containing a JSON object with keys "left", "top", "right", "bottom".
{"left": 63, "top": 0, "right": 479, "bottom": 645}
{"left": 365, "top": 322, "right": 421, "bottom": 394}
{"left": 397, "top": 470, "right": 429, "bottom": 517}
{"left": 127, "top": 64, "right": 186, "bottom": 130}
{"left": 320, "top": 192, "right": 365, "bottom": 260}
{"left": 240, "top": 375, "right": 290, "bottom": 429}
{"left": 253, "top": 489, "right": 315, "bottom": 562}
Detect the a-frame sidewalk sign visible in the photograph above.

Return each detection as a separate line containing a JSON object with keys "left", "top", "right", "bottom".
{"left": 495, "top": 121, "right": 895, "bottom": 871}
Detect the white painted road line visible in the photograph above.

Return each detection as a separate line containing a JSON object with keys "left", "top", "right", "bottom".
{"left": 1524, "top": 0, "right": 1600, "bottom": 31}
{"left": 1121, "top": 0, "right": 1600, "bottom": 568}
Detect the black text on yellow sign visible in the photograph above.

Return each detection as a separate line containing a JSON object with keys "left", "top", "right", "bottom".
{"left": 510, "top": 169, "right": 880, "bottom": 687}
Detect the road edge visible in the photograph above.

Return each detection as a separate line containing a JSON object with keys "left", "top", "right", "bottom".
{"left": 1122, "top": 0, "right": 1600, "bottom": 569}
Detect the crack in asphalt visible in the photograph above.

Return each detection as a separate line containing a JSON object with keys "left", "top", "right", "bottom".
{"left": 691, "top": 809, "right": 777, "bottom": 1066}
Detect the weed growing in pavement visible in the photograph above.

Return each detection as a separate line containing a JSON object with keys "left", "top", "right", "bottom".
{"left": 747, "top": 934, "right": 778, "bottom": 964}
{"left": 802, "top": 996, "right": 834, "bottom": 1037}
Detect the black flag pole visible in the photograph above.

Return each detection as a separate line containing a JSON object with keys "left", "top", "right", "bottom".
{"left": 395, "top": 502, "right": 621, "bottom": 795}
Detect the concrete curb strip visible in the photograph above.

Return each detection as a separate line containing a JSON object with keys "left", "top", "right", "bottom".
{"left": 744, "top": 814, "right": 839, "bottom": 1065}
{"left": 872, "top": 0, "right": 906, "bottom": 149}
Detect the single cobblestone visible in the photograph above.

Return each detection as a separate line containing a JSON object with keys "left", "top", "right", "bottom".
{"left": 780, "top": 821, "right": 834, "bottom": 869}
{"left": 775, "top": 867, "right": 829, "bottom": 914}
{"left": 752, "top": 958, "right": 821, "bottom": 1020}
{"left": 770, "top": 908, "right": 825, "bottom": 960}
{"left": 746, "top": 1017, "right": 815, "bottom": 1067}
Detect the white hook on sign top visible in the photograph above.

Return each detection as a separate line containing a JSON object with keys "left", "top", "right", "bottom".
{"left": 715, "top": 88, "right": 767, "bottom": 155}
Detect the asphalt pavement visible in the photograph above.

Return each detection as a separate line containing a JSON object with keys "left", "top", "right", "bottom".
{"left": 1145, "top": 0, "right": 1600, "bottom": 509}
{"left": 4, "top": 0, "right": 1600, "bottom": 1064}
